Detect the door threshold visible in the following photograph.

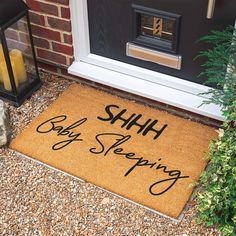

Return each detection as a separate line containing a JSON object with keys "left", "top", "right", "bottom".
{"left": 68, "top": 61, "right": 223, "bottom": 121}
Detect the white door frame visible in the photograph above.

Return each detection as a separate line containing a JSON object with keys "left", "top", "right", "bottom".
{"left": 68, "top": 0, "right": 223, "bottom": 120}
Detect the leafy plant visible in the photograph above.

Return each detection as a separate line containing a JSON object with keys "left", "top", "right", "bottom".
{"left": 196, "top": 103, "right": 236, "bottom": 235}
{"left": 197, "top": 26, "right": 236, "bottom": 109}
{"left": 196, "top": 26, "right": 236, "bottom": 236}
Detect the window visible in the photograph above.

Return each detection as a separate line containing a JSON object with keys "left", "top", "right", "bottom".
{"left": 132, "top": 5, "right": 181, "bottom": 53}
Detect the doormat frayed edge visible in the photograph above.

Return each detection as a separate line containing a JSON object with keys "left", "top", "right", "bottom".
{"left": 11, "top": 149, "right": 195, "bottom": 223}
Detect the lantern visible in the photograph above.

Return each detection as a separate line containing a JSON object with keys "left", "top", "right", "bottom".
{"left": 0, "top": 0, "right": 41, "bottom": 106}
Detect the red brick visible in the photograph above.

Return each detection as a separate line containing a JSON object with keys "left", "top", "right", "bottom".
{"left": 5, "top": 29, "right": 19, "bottom": 41}
{"left": 26, "top": 0, "right": 58, "bottom": 16}
{"left": 7, "top": 39, "right": 31, "bottom": 54}
{"left": 37, "top": 48, "right": 67, "bottom": 65}
{"left": 29, "top": 12, "right": 45, "bottom": 25}
{"left": 60, "top": 67, "right": 68, "bottom": 75}
{"left": 32, "top": 25, "right": 61, "bottom": 41}
{"left": 19, "top": 32, "right": 30, "bottom": 44}
{"left": 45, "top": 0, "right": 69, "bottom": 5}
{"left": 10, "top": 21, "right": 28, "bottom": 32}
{"left": 61, "top": 7, "right": 70, "bottom": 19}
{"left": 33, "top": 36, "right": 50, "bottom": 49}
{"left": 60, "top": 68, "right": 79, "bottom": 79}
{"left": 68, "top": 57, "right": 74, "bottom": 65}
{"left": 37, "top": 61, "right": 58, "bottom": 73}
{"left": 47, "top": 17, "right": 71, "bottom": 32}
{"left": 52, "top": 42, "right": 73, "bottom": 55}
{"left": 63, "top": 33, "right": 72, "bottom": 44}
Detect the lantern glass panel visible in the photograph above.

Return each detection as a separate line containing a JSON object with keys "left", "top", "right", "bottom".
{"left": 0, "top": 38, "right": 14, "bottom": 92}
{"left": 0, "top": 16, "right": 37, "bottom": 94}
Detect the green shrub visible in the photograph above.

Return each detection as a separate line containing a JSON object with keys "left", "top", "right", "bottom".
{"left": 197, "top": 26, "right": 236, "bottom": 108}
{"left": 196, "top": 26, "right": 236, "bottom": 236}
{"left": 196, "top": 102, "right": 236, "bottom": 235}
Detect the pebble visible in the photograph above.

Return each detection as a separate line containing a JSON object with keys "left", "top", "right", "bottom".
{"left": 101, "top": 197, "right": 110, "bottom": 205}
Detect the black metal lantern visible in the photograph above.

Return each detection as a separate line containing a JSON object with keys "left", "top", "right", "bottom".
{"left": 0, "top": 0, "right": 41, "bottom": 106}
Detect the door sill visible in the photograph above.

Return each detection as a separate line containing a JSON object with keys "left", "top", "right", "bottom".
{"left": 68, "top": 61, "right": 223, "bottom": 121}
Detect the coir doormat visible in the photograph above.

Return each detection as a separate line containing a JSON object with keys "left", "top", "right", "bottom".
{"left": 10, "top": 84, "right": 217, "bottom": 219}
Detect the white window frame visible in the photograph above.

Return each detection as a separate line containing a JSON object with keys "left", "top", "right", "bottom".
{"left": 68, "top": 0, "right": 224, "bottom": 120}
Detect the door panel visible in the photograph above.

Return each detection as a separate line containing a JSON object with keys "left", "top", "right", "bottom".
{"left": 88, "top": 0, "right": 235, "bottom": 85}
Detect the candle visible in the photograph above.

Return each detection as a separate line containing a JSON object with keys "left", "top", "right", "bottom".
{"left": 0, "top": 65, "right": 2, "bottom": 84}
{"left": 0, "top": 47, "right": 26, "bottom": 91}
{"left": 0, "top": 59, "right": 19, "bottom": 91}
{"left": 10, "top": 49, "right": 27, "bottom": 83}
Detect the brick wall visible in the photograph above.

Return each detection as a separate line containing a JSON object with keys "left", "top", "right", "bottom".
{"left": 24, "top": 0, "right": 73, "bottom": 71}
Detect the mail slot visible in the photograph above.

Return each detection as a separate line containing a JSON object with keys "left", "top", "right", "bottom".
{"left": 126, "top": 43, "right": 182, "bottom": 70}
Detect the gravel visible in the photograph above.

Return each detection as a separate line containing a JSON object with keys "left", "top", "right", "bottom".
{"left": 0, "top": 73, "right": 220, "bottom": 235}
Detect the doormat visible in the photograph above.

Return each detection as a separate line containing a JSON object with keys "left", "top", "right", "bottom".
{"left": 10, "top": 84, "right": 217, "bottom": 219}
